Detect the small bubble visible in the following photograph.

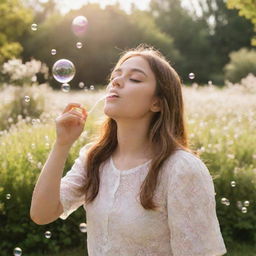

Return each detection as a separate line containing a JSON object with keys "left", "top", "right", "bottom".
{"left": 13, "top": 247, "right": 22, "bottom": 256}
{"left": 221, "top": 197, "right": 229, "bottom": 206}
{"left": 244, "top": 201, "right": 250, "bottom": 207}
{"left": 76, "top": 42, "right": 83, "bottom": 49}
{"left": 52, "top": 59, "right": 75, "bottom": 83}
{"left": 189, "top": 72, "right": 195, "bottom": 80}
{"left": 241, "top": 207, "right": 247, "bottom": 213}
{"left": 61, "top": 83, "right": 70, "bottom": 92}
{"left": 79, "top": 82, "right": 85, "bottom": 88}
{"left": 51, "top": 49, "right": 57, "bottom": 55}
{"left": 24, "top": 96, "right": 30, "bottom": 103}
{"left": 230, "top": 181, "right": 236, "bottom": 187}
{"left": 31, "top": 23, "right": 38, "bottom": 31}
{"left": 6, "top": 194, "right": 11, "bottom": 200}
{"left": 90, "top": 85, "right": 95, "bottom": 90}
{"left": 72, "top": 16, "right": 89, "bottom": 37}
{"left": 44, "top": 231, "right": 52, "bottom": 239}
{"left": 79, "top": 223, "right": 87, "bottom": 233}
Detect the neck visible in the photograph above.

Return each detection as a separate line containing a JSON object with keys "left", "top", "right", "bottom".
{"left": 114, "top": 118, "right": 153, "bottom": 160}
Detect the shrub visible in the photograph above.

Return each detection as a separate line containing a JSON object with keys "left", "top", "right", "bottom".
{"left": 224, "top": 48, "right": 256, "bottom": 83}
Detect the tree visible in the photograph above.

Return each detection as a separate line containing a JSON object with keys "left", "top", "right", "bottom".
{"left": 21, "top": 3, "right": 179, "bottom": 88}
{"left": 149, "top": 0, "right": 254, "bottom": 84}
{"left": 0, "top": 0, "right": 33, "bottom": 64}
{"left": 227, "top": 0, "right": 256, "bottom": 45}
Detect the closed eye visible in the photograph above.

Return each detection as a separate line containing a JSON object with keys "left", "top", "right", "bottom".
{"left": 130, "top": 79, "right": 141, "bottom": 83}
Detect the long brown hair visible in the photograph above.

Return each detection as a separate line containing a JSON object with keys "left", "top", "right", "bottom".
{"left": 83, "top": 44, "right": 197, "bottom": 210}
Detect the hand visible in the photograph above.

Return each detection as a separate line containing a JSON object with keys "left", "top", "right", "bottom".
{"left": 55, "top": 103, "right": 87, "bottom": 146}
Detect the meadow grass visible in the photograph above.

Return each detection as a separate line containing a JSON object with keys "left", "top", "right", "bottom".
{"left": 1, "top": 84, "right": 256, "bottom": 255}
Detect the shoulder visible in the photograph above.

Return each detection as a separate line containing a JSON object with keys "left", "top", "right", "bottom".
{"left": 77, "top": 142, "right": 95, "bottom": 164}
{"left": 163, "top": 149, "right": 210, "bottom": 180}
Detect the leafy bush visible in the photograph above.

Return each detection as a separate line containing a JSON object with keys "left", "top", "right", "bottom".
{"left": 224, "top": 48, "right": 256, "bottom": 83}
{"left": 0, "top": 84, "right": 51, "bottom": 131}
{"left": 0, "top": 121, "right": 92, "bottom": 256}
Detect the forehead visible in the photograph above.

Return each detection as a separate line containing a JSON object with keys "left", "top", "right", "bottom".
{"left": 117, "top": 56, "right": 153, "bottom": 75}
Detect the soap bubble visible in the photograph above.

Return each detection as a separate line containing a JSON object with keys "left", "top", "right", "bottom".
{"left": 44, "top": 231, "right": 52, "bottom": 239}
{"left": 52, "top": 59, "right": 75, "bottom": 83}
{"left": 6, "top": 193, "right": 11, "bottom": 200}
{"left": 51, "top": 49, "right": 57, "bottom": 55}
{"left": 61, "top": 83, "right": 70, "bottom": 92}
{"left": 244, "top": 200, "right": 250, "bottom": 207}
{"left": 230, "top": 181, "right": 236, "bottom": 187}
{"left": 24, "top": 96, "right": 30, "bottom": 103}
{"left": 79, "top": 82, "right": 85, "bottom": 88}
{"left": 90, "top": 85, "right": 95, "bottom": 90}
{"left": 221, "top": 197, "right": 229, "bottom": 206}
{"left": 188, "top": 73, "right": 195, "bottom": 80}
{"left": 79, "top": 223, "right": 87, "bottom": 233}
{"left": 13, "top": 247, "right": 22, "bottom": 256}
{"left": 31, "top": 24, "right": 38, "bottom": 31}
{"left": 72, "top": 16, "right": 88, "bottom": 37}
{"left": 76, "top": 42, "right": 83, "bottom": 48}
{"left": 241, "top": 207, "right": 247, "bottom": 213}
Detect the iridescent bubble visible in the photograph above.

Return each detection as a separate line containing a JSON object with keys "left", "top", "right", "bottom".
{"left": 79, "top": 82, "right": 85, "bottom": 88}
{"left": 72, "top": 16, "right": 88, "bottom": 37}
{"left": 244, "top": 200, "right": 250, "bottom": 207}
{"left": 44, "top": 231, "right": 52, "bottom": 239}
{"left": 241, "top": 207, "right": 247, "bottom": 213}
{"left": 221, "top": 197, "right": 229, "bottom": 206}
{"left": 31, "top": 24, "right": 38, "bottom": 31}
{"left": 6, "top": 193, "right": 11, "bottom": 200}
{"left": 76, "top": 42, "right": 83, "bottom": 49}
{"left": 230, "top": 181, "right": 236, "bottom": 187}
{"left": 189, "top": 73, "right": 195, "bottom": 80}
{"left": 24, "top": 96, "right": 30, "bottom": 103}
{"left": 13, "top": 247, "right": 22, "bottom": 256}
{"left": 51, "top": 49, "right": 57, "bottom": 55}
{"left": 52, "top": 59, "right": 75, "bottom": 83}
{"left": 79, "top": 223, "right": 87, "bottom": 233}
{"left": 90, "top": 85, "right": 95, "bottom": 90}
{"left": 61, "top": 83, "right": 70, "bottom": 92}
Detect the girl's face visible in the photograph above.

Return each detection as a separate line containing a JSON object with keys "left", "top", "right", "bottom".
{"left": 104, "top": 56, "right": 160, "bottom": 120}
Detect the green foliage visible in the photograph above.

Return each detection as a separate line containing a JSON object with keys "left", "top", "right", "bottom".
{"left": 0, "top": 0, "right": 33, "bottom": 64}
{"left": 224, "top": 48, "right": 256, "bottom": 83}
{"left": 0, "top": 84, "right": 50, "bottom": 130}
{"left": 150, "top": 0, "right": 254, "bottom": 84}
{"left": 227, "top": 0, "right": 256, "bottom": 45}
{"left": 0, "top": 122, "right": 91, "bottom": 256}
{"left": 21, "top": 3, "right": 178, "bottom": 89}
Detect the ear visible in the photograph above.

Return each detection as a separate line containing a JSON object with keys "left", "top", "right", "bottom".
{"left": 150, "top": 97, "right": 161, "bottom": 112}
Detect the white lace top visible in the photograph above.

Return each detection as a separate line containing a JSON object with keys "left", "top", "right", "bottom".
{"left": 59, "top": 144, "right": 227, "bottom": 256}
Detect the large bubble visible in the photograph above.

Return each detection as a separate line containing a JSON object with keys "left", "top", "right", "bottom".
{"left": 52, "top": 59, "right": 75, "bottom": 83}
{"left": 72, "top": 16, "right": 88, "bottom": 37}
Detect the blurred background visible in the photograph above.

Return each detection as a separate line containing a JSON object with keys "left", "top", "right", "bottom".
{"left": 0, "top": 0, "right": 256, "bottom": 255}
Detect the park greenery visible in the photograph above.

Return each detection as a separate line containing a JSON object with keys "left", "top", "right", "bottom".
{"left": 1, "top": 0, "right": 256, "bottom": 255}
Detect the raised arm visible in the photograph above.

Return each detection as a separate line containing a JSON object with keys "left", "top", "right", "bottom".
{"left": 30, "top": 103, "right": 87, "bottom": 225}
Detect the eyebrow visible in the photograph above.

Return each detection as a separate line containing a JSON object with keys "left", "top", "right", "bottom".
{"left": 113, "top": 68, "right": 148, "bottom": 77}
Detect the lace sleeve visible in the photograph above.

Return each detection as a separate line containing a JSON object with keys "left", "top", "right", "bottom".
{"left": 59, "top": 143, "right": 92, "bottom": 220}
{"left": 167, "top": 153, "right": 227, "bottom": 256}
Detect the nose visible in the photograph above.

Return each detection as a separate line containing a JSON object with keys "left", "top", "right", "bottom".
{"left": 111, "top": 76, "right": 124, "bottom": 88}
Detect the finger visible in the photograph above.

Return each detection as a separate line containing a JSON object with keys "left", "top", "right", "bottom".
{"left": 56, "top": 113, "right": 81, "bottom": 124}
{"left": 62, "top": 103, "right": 81, "bottom": 114}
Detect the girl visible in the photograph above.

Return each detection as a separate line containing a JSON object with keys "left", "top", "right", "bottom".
{"left": 30, "top": 45, "right": 227, "bottom": 255}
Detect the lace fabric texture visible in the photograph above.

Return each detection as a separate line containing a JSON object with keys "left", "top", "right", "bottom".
{"left": 59, "top": 144, "right": 227, "bottom": 256}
